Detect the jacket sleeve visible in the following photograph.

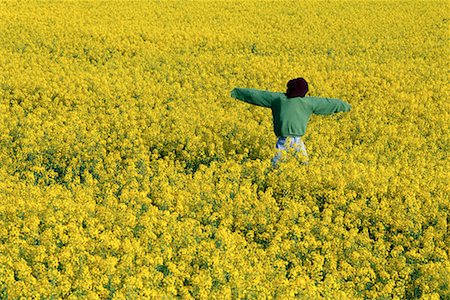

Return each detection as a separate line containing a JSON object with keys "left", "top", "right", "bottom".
{"left": 312, "top": 98, "right": 352, "bottom": 115}
{"left": 230, "top": 88, "right": 278, "bottom": 108}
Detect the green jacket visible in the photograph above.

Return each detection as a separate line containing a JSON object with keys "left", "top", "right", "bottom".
{"left": 231, "top": 88, "right": 351, "bottom": 137}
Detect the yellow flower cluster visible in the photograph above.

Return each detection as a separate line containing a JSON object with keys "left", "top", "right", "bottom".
{"left": 0, "top": 0, "right": 449, "bottom": 299}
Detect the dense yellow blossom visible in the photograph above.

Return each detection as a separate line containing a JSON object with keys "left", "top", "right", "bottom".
{"left": 0, "top": 0, "right": 449, "bottom": 299}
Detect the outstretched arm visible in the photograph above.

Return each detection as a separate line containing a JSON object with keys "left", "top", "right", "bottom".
{"left": 312, "top": 97, "right": 352, "bottom": 115}
{"left": 231, "top": 88, "right": 279, "bottom": 108}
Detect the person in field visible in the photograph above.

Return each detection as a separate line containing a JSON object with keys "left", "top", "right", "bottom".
{"left": 231, "top": 78, "right": 351, "bottom": 167}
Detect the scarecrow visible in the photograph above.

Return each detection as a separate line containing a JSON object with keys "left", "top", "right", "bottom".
{"left": 231, "top": 78, "right": 351, "bottom": 166}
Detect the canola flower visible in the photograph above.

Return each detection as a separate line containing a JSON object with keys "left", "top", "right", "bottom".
{"left": 0, "top": 1, "right": 449, "bottom": 299}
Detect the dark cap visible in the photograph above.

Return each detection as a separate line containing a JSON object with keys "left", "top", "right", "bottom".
{"left": 286, "top": 78, "right": 308, "bottom": 98}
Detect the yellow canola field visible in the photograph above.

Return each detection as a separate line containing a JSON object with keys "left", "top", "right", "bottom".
{"left": 0, "top": 0, "right": 449, "bottom": 299}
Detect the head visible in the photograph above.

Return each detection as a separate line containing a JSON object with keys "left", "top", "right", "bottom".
{"left": 286, "top": 78, "right": 308, "bottom": 98}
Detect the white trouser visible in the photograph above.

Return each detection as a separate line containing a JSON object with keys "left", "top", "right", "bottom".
{"left": 271, "top": 136, "right": 309, "bottom": 167}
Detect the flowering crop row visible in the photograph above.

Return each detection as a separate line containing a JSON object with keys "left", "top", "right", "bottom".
{"left": 0, "top": 1, "right": 449, "bottom": 299}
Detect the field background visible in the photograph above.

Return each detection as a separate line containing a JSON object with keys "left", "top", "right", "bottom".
{"left": 0, "top": 1, "right": 449, "bottom": 299}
